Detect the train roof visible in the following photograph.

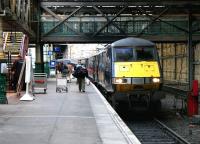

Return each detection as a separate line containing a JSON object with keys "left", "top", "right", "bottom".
{"left": 111, "top": 37, "right": 155, "bottom": 47}
{"left": 55, "top": 58, "right": 77, "bottom": 64}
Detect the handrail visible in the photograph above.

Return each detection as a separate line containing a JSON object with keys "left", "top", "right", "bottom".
{"left": 3, "top": 32, "right": 8, "bottom": 51}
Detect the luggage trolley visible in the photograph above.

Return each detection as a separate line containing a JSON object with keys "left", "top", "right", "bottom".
{"left": 56, "top": 74, "right": 68, "bottom": 93}
{"left": 33, "top": 73, "right": 47, "bottom": 94}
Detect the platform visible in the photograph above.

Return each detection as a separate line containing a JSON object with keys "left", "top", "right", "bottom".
{"left": 0, "top": 78, "right": 140, "bottom": 144}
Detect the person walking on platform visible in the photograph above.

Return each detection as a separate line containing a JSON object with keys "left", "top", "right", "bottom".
{"left": 66, "top": 63, "right": 73, "bottom": 83}
{"left": 62, "top": 64, "right": 69, "bottom": 76}
{"left": 73, "top": 65, "right": 88, "bottom": 92}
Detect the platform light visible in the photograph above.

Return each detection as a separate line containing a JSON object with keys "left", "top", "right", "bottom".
{"left": 155, "top": 6, "right": 165, "bottom": 8}
{"left": 102, "top": 6, "right": 115, "bottom": 7}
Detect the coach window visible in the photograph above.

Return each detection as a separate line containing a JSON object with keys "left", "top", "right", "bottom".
{"left": 114, "top": 48, "right": 133, "bottom": 61}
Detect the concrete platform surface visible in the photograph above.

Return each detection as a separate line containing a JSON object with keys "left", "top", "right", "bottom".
{"left": 0, "top": 78, "right": 140, "bottom": 144}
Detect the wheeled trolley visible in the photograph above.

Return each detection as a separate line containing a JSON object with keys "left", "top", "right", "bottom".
{"left": 56, "top": 74, "right": 68, "bottom": 93}
{"left": 33, "top": 73, "right": 47, "bottom": 94}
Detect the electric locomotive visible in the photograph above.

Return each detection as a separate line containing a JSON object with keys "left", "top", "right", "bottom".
{"left": 86, "top": 37, "right": 165, "bottom": 109}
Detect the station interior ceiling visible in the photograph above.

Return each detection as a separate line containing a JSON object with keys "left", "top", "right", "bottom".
{"left": 39, "top": 0, "right": 200, "bottom": 43}
{"left": 1, "top": 0, "right": 200, "bottom": 43}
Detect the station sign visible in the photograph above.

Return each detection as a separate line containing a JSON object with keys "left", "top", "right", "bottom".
{"left": 48, "top": 51, "right": 53, "bottom": 56}
{"left": 50, "top": 60, "right": 56, "bottom": 68}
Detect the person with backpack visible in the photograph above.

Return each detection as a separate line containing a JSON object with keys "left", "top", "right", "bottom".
{"left": 62, "top": 64, "right": 69, "bottom": 76}
{"left": 73, "top": 64, "right": 88, "bottom": 92}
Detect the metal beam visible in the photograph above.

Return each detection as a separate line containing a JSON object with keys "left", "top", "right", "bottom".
{"left": 92, "top": 5, "right": 126, "bottom": 35}
{"left": 41, "top": 5, "right": 90, "bottom": 38}
{"left": 188, "top": 12, "right": 193, "bottom": 89}
{"left": 92, "top": 6, "right": 127, "bottom": 37}
{"left": 174, "top": 43, "right": 177, "bottom": 80}
{"left": 41, "top": 35, "right": 200, "bottom": 43}
{"left": 43, "top": 6, "right": 200, "bottom": 16}
{"left": 41, "top": 5, "right": 61, "bottom": 20}
{"left": 137, "top": 8, "right": 169, "bottom": 37}
{"left": 41, "top": 6, "right": 78, "bottom": 35}
{"left": 42, "top": 35, "right": 126, "bottom": 43}
{"left": 43, "top": 6, "right": 83, "bottom": 36}
{"left": 137, "top": 7, "right": 189, "bottom": 33}
{"left": 40, "top": 1, "right": 200, "bottom": 7}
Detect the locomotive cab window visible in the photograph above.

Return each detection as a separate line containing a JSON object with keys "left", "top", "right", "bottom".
{"left": 135, "top": 47, "right": 156, "bottom": 61}
{"left": 114, "top": 48, "right": 133, "bottom": 61}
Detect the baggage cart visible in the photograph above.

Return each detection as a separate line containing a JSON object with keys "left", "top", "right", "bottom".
{"left": 33, "top": 73, "right": 47, "bottom": 94}
{"left": 56, "top": 74, "right": 68, "bottom": 93}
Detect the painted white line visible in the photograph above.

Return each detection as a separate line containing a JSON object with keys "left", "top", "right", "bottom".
{"left": 0, "top": 115, "right": 95, "bottom": 119}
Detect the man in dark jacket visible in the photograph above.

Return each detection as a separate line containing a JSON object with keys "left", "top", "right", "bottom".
{"left": 11, "top": 55, "right": 24, "bottom": 91}
{"left": 74, "top": 65, "right": 88, "bottom": 92}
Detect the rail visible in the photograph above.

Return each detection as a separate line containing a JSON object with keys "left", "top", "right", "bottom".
{"left": 155, "top": 118, "right": 191, "bottom": 144}
{"left": 126, "top": 118, "right": 190, "bottom": 144}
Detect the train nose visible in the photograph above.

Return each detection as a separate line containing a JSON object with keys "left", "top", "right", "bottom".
{"left": 144, "top": 64, "right": 155, "bottom": 71}
{"left": 119, "top": 65, "right": 129, "bottom": 72}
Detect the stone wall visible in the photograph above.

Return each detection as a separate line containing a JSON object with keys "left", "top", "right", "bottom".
{"left": 194, "top": 43, "right": 200, "bottom": 82}
{"left": 157, "top": 43, "right": 188, "bottom": 83}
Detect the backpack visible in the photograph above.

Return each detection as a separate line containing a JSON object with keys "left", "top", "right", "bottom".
{"left": 73, "top": 66, "right": 87, "bottom": 78}
{"left": 62, "top": 65, "right": 69, "bottom": 75}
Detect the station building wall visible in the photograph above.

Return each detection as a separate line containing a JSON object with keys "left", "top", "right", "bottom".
{"left": 157, "top": 43, "right": 187, "bottom": 83}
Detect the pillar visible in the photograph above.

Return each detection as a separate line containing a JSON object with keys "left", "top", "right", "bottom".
{"left": 188, "top": 12, "right": 194, "bottom": 89}
{"left": 34, "top": 0, "right": 43, "bottom": 73}
{"left": 10, "top": 0, "right": 16, "bottom": 13}
{"left": 0, "top": 18, "right": 3, "bottom": 54}
{"left": 35, "top": 43, "right": 44, "bottom": 73}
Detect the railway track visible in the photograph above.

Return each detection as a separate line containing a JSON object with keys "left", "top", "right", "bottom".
{"left": 97, "top": 84, "right": 191, "bottom": 144}
{"left": 126, "top": 117, "right": 190, "bottom": 144}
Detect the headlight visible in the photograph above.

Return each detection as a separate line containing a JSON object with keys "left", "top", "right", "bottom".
{"left": 152, "top": 78, "right": 160, "bottom": 83}
{"left": 113, "top": 78, "right": 131, "bottom": 84}
{"left": 116, "top": 78, "right": 123, "bottom": 83}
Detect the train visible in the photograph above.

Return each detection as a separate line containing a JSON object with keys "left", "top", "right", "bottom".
{"left": 85, "top": 37, "right": 165, "bottom": 110}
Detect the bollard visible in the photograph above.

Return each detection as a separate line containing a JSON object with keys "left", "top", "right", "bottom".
{"left": 187, "top": 80, "right": 198, "bottom": 117}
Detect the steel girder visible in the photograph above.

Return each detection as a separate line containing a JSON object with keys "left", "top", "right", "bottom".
{"left": 42, "top": 6, "right": 84, "bottom": 36}
{"left": 40, "top": 1, "right": 200, "bottom": 43}
{"left": 40, "top": 1, "right": 200, "bottom": 7}
{"left": 40, "top": 3, "right": 200, "bottom": 16}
